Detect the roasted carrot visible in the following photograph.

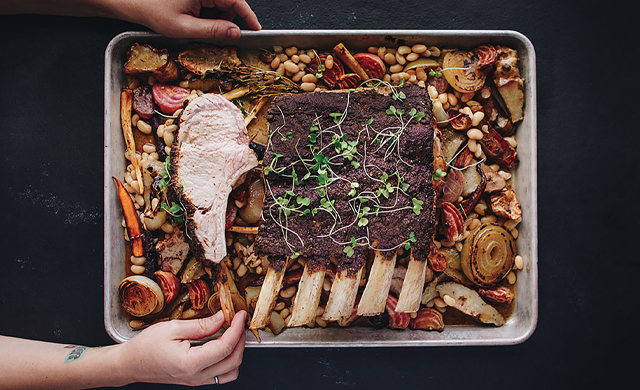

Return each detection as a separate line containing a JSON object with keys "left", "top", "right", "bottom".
{"left": 114, "top": 177, "right": 144, "bottom": 257}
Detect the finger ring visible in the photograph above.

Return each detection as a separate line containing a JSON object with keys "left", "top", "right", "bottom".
{"left": 215, "top": 376, "right": 219, "bottom": 385}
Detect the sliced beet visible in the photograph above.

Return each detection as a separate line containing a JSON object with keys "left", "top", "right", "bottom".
{"left": 152, "top": 83, "right": 190, "bottom": 115}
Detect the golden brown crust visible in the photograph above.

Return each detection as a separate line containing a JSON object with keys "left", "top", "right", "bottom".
{"left": 177, "top": 44, "right": 242, "bottom": 76}
{"left": 493, "top": 46, "right": 524, "bottom": 123}
{"left": 123, "top": 43, "right": 179, "bottom": 83}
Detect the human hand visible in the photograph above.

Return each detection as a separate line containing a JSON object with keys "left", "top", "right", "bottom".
{"left": 110, "top": 0, "right": 261, "bottom": 39}
{"left": 118, "top": 310, "right": 247, "bottom": 386}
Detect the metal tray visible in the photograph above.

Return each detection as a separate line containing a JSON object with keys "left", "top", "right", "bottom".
{"left": 104, "top": 30, "right": 538, "bottom": 347}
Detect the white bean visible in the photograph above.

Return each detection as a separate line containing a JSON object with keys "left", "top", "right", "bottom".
{"left": 137, "top": 120, "right": 152, "bottom": 134}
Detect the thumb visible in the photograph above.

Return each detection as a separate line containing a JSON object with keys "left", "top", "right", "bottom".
{"left": 172, "top": 311, "right": 226, "bottom": 340}
{"left": 174, "top": 15, "right": 241, "bottom": 39}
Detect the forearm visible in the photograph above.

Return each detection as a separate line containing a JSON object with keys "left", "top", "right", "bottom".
{"left": 0, "top": 336, "right": 132, "bottom": 390}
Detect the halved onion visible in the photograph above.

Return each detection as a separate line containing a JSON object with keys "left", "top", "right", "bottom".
{"left": 461, "top": 224, "right": 516, "bottom": 286}
{"left": 442, "top": 50, "right": 487, "bottom": 93}
{"left": 119, "top": 275, "right": 164, "bottom": 317}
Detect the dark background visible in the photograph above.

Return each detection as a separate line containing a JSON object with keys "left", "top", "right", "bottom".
{"left": 0, "top": 0, "right": 635, "bottom": 389}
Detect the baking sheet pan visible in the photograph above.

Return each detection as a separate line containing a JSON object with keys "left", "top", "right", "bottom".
{"left": 104, "top": 30, "right": 537, "bottom": 347}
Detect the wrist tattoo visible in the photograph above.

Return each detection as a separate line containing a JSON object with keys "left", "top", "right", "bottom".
{"left": 63, "top": 345, "right": 89, "bottom": 364}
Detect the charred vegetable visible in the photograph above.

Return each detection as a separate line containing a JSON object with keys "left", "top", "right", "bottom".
{"left": 493, "top": 46, "right": 524, "bottom": 123}
{"left": 124, "top": 43, "right": 179, "bottom": 83}
{"left": 132, "top": 85, "right": 155, "bottom": 119}
{"left": 436, "top": 282, "right": 505, "bottom": 326}
{"left": 178, "top": 44, "right": 242, "bottom": 76}
{"left": 154, "top": 270, "right": 181, "bottom": 304}
{"left": 307, "top": 55, "right": 344, "bottom": 89}
{"left": 119, "top": 275, "right": 164, "bottom": 317}
{"left": 479, "top": 122, "right": 519, "bottom": 168}
{"left": 442, "top": 50, "right": 487, "bottom": 93}
{"left": 409, "top": 308, "right": 444, "bottom": 331}
{"left": 354, "top": 53, "right": 386, "bottom": 80}
{"left": 333, "top": 43, "right": 371, "bottom": 82}
{"left": 113, "top": 177, "right": 144, "bottom": 257}
{"left": 461, "top": 224, "right": 516, "bottom": 287}
{"left": 238, "top": 179, "right": 265, "bottom": 224}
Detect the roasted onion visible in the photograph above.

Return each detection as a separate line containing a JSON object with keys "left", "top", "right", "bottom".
{"left": 442, "top": 50, "right": 487, "bottom": 93}
{"left": 461, "top": 224, "right": 516, "bottom": 286}
{"left": 238, "top": 179, "right": 264, "bottom": 224}
{"left": 119, "top": 275, "right": 164, "bottom": 317}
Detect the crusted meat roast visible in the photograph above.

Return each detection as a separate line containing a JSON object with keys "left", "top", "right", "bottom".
{"left": 171, "top": 94, "right": 258, "bottom": 264}
{"left": 254, "top": 85, "right": 437, "bottom": 267}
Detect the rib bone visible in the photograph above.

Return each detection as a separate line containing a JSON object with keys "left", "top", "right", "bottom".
{"left": 323, "top": 266, "right": 363, "bottom": 321}
{"left": 357, "top": 250, "right": 397, "bottom": 316}
{"left": 250, "top": 264, "right": 285, "bottom": 330}
{"left": 395, "top": 250, "right": 427, "bottom": 313}
{"left": 287, "top": 260, "right": 326, "bottom": 327}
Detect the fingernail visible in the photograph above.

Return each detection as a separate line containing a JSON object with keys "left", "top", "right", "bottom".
{"left": 227, "top": 27, "right": 240, "bottom": 39}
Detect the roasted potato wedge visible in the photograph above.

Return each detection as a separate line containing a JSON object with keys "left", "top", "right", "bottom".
{"left": 493, "top": 46, "right": 524, "bottom": 123}
{"left": 124, "top": 43, "right": 179, "bottom": 83}
{"left": 178, "top": 44, "right": 242, "bottom": 76}
{"left": 436, "top": 282, "right": 505, "bottom": 326}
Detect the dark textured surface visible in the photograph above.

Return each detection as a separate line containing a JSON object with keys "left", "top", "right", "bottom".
{"left": 255, "top": 85, "right": 435, "bottom": 264}
{"left": 0, "top": 1, "right": 634, "bottom": 389}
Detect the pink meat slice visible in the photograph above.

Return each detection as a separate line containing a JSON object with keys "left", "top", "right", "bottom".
{"left": 173, "top": 94, "right": 258, "bottom": 263}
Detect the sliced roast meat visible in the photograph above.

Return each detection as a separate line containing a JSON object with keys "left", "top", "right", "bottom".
{"left": 171, "top": 94, "right": 258, "bottom": 264}
{"left": 156, "top": 228, "right": 191, "bottom": 274}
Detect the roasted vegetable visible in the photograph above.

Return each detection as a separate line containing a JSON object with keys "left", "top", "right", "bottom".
{"left": 436, "top": 282, "right": 505, "bottom": 326}
{"left": 409, "top": 308, "right": 444, "bottom": 331}
{"left": 354, "top": 53, "right": 386, "bottom": 80}
{"left": 154, "top": 270, "right": 181, "bottom": 304}
{"left": 476, "top": 86, "right": 515, "bottom": 136}
{"left": 441, "top": 168, "right": 464, "bottom": 203}
{"left": 180, "top": 257, "right": 206, "bottom": 284}
{"left": 336, "top": 73, "right": 361, "bottom": 89}
{"left": 238, "top": 179, "right": 265, "bottom": 224}
{"left": 187, "top": 279, "right": 211, "bottom": 310}
{"left": 307, "top": 55, "right": 344, "bottom": 89}
{"left": 333, "top": 43, "right": 371, "bottom": 82}
{"left": 123, "top": 43, "right": 179, "bottom": 83}
{"left": 461, "top": 224, "right": 516, "bottom": 287}
{"left": 132, "top": 85, "right": 154, "bottom": 119}
{"left": 404, "top": 58, "right": 440, "bottom": 72}
{"left": 493, "top": 46, "right": 524, "bottom": 123}
{"left": 385, "top": 294, "right": 410, "bottom": 329}
{"left": 269, "top": 311, "right": 286, "bottom": 335}
{"left": 442, "top": 49, "right": 487, "bottom": 93}
{"left": 120, "top": 89, "right": 144, "bottom": 194}
{"left": 427, "top": 242, "right": 448, "bottom": 272}
{"left": 440, "top": 247, "right": 462, "bottom": 270}
{"left": 479, "top": 122, "right": 519, "bottom": 168}
{"left": 119, "top": 275, "right": 164, "bottom": 317}
{"left": 427, "top": 66, "right": 449, "bottom": 94}
{"left": 478, "top": 286, "right": 515, "bottom": 304}
{"left": 489, "top": 190, "right": 522, "bottom": 220}
{"left": 449, "top": 110, "right": 472, "bottom": 131}
{"left": 152, "top": 83, "right": 190, "bottom": 115}
{"left": 474, "top": 44, "right": 498, "bottom": 71}
{"left": 483, "top": 165, "right": 507, "bottom": 193}
{"left": 460, "top": 164, "right": 487, "bottom": 215}
{"left": 177, "top": 44, "right": 242, "bottom": 76}
{"left": 113, "top": 177, "right": 144, "bottom": 257}
{"left": 441, "top": 202, "right": 464, "bottom": 242}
